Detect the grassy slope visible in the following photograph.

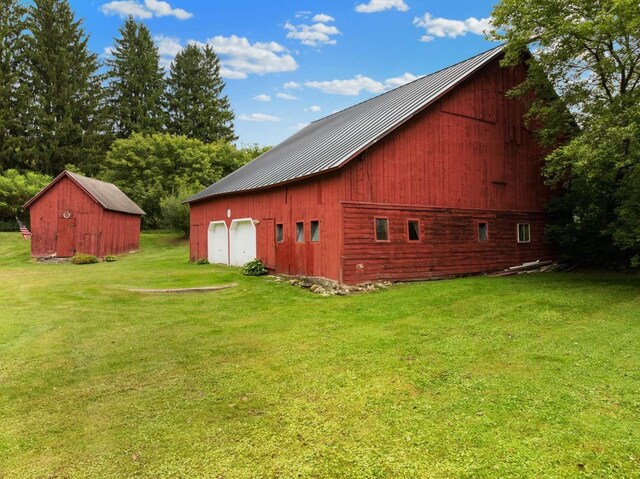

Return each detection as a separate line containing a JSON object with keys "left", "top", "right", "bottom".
{"left": 0, "top": 232, "right": 639, "bottom": 478}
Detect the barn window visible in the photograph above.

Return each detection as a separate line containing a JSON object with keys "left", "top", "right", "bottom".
{"left": 276, "top": 223, "right": 284, "bottom": 243}
{"left": 517, "top": 223, "right": 531, "bottom": 243}
{"left": 375, "top": 218, "right": 389, "bottom": 241}
{"left": 310, "top": 221, "right": 320, "bottom": 242}
{"left": 407, "top": 220, "right": 420, "bottom": 241}
{"left": 477, "top": 222, "right": 489, "bottom": 242}
{"left": 296, "top": 222, "right": 304, "bottom": 242}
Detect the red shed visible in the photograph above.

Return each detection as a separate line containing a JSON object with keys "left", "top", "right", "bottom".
{"left": 187, "top": 45, "right": 556, "bottom": 284}
{"left": 24, "top": 171, "right": 145, "bottom": 258}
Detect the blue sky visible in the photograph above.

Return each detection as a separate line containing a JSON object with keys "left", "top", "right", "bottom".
{"left": 73, "top": 0, "right": 498, "bottom": 147}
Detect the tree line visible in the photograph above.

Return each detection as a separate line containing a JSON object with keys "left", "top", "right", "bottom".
{"left": 0, "top": 0, "right": 266, "bottom": 230}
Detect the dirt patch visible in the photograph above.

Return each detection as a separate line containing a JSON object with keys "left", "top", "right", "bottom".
{"left": 271, "top": 275, "right": 395, "bottom": 296}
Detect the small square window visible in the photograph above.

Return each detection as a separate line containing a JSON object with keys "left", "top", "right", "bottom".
{"left": 517, "top": 223, "right": 531, "bottom": 243}
{"left": 407, "top": 220, "right": 420, "bottom": 241}
{"left": 276, "top": 223, "right": 284, "bottom": 243}
{"left": 296, "top": 222, "right": 304, "bottom": 242}
{"left": 310, "top": 221, "right": 320, "bottom": 242}
{"left": 375, "top": 218, "right": 389, "bottom": 241}
{"left": 478, "top": 222, "right": 488, "bottom": 242}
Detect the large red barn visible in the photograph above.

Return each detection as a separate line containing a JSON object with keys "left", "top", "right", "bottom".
{"left": 24, "top": 171, "right": 145, "bottom": 258}
{"left": 187, "top": 45, "right": 555, "bottom": 284}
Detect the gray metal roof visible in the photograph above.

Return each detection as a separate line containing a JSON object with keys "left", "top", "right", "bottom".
{"left": 187, "top": 44, "right": 505, "bottom": 203}
{"left": 25, "top": 171, "right": 145, "bottom": 215}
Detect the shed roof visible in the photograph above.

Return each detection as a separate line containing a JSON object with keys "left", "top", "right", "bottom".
{"left": 187, "top": 44, "right": 505, "bottom": 203}
{"left": 24, "top": 171, "right": 145, "bottom": 215}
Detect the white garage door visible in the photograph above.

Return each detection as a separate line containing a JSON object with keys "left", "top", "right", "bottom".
{"left": 208, "top": 221, "right": 229, "bottom": 265}
{"left": 229, "top": 219, "right": 256, "bottom": 266}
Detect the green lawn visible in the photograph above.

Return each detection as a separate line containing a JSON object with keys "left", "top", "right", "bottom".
{"left": 1, "top": 233, "right": 639, "bottom": 478}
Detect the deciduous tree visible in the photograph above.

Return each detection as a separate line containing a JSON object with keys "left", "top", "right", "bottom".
{"left": 491, "top": 0, "right": 640, "bottom": 266}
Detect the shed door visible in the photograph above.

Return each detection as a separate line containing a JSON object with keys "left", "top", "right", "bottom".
{"left": 56, "top": 218, "right": 76, "bottom": 257}
{"left": 260, "top": 218, "right": 276, "bottom": 270}
{"left": 208, "top": 221, "right": 229, "bottom": 265}
{"left": 229, "top": 219, "right": 256, "bottom": 266}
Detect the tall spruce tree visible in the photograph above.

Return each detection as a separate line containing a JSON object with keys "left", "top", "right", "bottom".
{"left": 24, "top": 0, "right": 107, "bottom": 176}
{"left": 107, "top": 17, "right": 165, "bottom": 138}
{"left": 0, "top": 0, "right": 29, "bottom": 172}
{"left": 166, "top": 44, "right": 236, "bottom": 143}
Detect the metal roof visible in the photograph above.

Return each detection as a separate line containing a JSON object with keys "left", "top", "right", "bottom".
{"left": 187, "top": 44, "right": 505, "bottom": 203}
{"left": 24, "top": 171, "right": 145, "bottom": 215}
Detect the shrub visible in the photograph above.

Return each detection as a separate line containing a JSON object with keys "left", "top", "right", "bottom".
{"left": 241, "top": 258, "right": 268, "bottom": 276}
{"left": 71, "top": 253, "right": 98, "bottom": 265}
{"left": 104, "top": 255, "right": 117, "bottom": 262}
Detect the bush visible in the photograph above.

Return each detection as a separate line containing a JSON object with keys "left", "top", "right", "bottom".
{"left": 241, "top": 258, "right": 268, "bottom": 276}
{"left": 0, "top": 169, "right": 51, "bottom": 229}
{"left": 71, "top": 253, "right": 98, "bottom": 264}
{"left": 104, "top": 255, "right": 117, "bottom": 262}
{"left": 159, "top": 187, "right": 196, "bottom": 237}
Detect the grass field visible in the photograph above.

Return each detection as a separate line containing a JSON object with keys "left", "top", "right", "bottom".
{"left": 1, "top": 232, "right": 639, "bottom": 478}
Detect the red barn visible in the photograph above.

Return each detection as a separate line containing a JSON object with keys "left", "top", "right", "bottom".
{"left": 187, "top": 45, "right": 555, "bottom": 284}
{"left": 24, "top": 171, "right": 145, "bottom": 258}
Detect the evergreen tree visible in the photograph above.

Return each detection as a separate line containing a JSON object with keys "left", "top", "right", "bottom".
{"left": 166, "top": 44, "right": 236, "bottom": 143}
{"left": 0, "top": 0, "right": 29, "bottom": 172}
{"left": 107, "top": 17, "right": 165, "bottom": 138}
{"left": 24, "top": 0, "right": 107, "bottom": 176}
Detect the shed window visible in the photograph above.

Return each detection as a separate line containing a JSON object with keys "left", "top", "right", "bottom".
{"left": 375, "top": 218, "right": 389, "bottom": 241}
{"left": 276, "top": 223, "right": 284, "bottom": 243}
{"left": 517, "top": 223, "right": 531, "bottom": 243}
{"left": 407, "top": 220, "right": 420, "bottom": 241}
{"left": 478, "top": 222, "right": 489, "bottom": 242}
{"left": 296, "top": 222, "right": 304, "bottom": 242}
{"left": 310, "top": 221, "right": 320, "bottom": 242}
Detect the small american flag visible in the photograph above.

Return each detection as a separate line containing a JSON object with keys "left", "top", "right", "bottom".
{"left": 16, "top": 218, "right": 32, "bottom": 240}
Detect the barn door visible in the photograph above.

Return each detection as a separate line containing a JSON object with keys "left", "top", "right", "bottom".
{"left": 229, "top": 219, "right": 257, "bottom": 266}
{"left": 208, "top": 221, "right": 229, "bottom": 265}
{"left": 260, "top": 218, "right": 276, "bottom": 270}
{"left": 56, "top": 218, "right": 76, "bottom": 257}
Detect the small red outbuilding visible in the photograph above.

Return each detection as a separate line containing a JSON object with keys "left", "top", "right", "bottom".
{"left": 23, "top": 170, "right": 145, "bottom": 258}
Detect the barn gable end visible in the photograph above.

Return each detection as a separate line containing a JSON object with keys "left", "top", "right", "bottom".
{"left": 24, "top": 171, "right": 144, "bottom": 258}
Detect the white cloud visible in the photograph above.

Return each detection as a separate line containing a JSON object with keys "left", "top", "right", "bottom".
{"left": 276, "top": 93, "right": 298, "bottom": 100}
{"left": 254, "top": 94, "right": 271, "bottom": 102}
{"left": 304, "top": 72, "right": 420, "bottom": 96}
{"left": 100, "top": 0, "right": 193, "bottom": 20}
{"left": 307, "top": 105, "right": 322, "bottom": 112}
{"left": 292, "top": 122, "right": 309, "bottom": 130}
{"left": 284, "top": 19, "right": 340, "bottom": 47}
{"left": 312, "top": 13, "right": 335, "bottom": 23}
{"left": 413, "top": 13, "right": 491, "bottom": 42}
{"left": 155, "top": 34, "right": 182, "bottom": 57}
{"left": 355, "top": 0, "right": 409, "bottom": 13}
{"left": 239, "top": 113, "right": 281, "bottom": 122}
{"left": 284, "top": 81, "right": 302, "bottom": 90}
{"left": 295, "top": 11, "right": 311, "bottom": 19}
{"left": 203, "top": 35, "right": 298, "bottom": 79}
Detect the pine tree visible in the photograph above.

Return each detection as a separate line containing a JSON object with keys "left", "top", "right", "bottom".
{"left": 166, "top": 44, "right": 236, "bottom": 143}
{"left": 24, "top": 0, "right": 108, "bottom": 176}
{"left": 0, "top": 0, "right": 29, "bottom": 172}
{"left": 107, "top": 17, "right": 165, "bottom": 138}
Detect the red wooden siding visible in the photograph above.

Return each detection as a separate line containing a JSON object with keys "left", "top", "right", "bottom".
{"left": 28, "top": 176, "right": 141, "bottom": 257}
{"left": 189, "top": 174, "right": 345, "bottom": 281}
{"left": 341, "top": 202, "right": 553, "bottom": 284}
{"left": 189, "top": 56, "right": 555, "bottom": 284}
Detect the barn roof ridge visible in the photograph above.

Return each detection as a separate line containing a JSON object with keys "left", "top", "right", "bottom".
{"left": 308, "top": 44, "right": 505, "bottom": 127}
{"left": 24, "top": 170, "right": 145, "bottom": 216}
{"left": 187, "top": 43, "right": 506, "bottom": 203}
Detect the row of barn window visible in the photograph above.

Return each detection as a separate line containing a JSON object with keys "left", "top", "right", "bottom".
{"left": 375, "top": 219, "right": 531, "bottom": 243}
{"left": 275, "top": 219, "right": 532, "bottom": 244}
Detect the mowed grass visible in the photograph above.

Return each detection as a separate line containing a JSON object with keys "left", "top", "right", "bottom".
{"left": 1, "top": 233, "right": 639, "bottom": 478}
